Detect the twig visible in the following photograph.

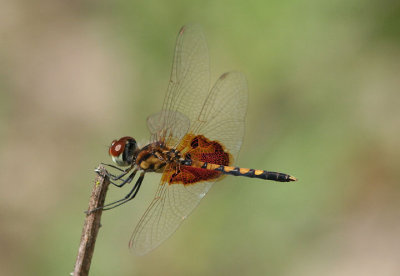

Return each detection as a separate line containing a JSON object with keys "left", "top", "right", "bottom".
{"left": 73, "top": 165, "right": 110, "bottom": 276}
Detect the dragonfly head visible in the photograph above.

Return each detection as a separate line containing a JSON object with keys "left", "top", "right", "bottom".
{"left": 109, "top": 136, "right": 138, "bottom": 166}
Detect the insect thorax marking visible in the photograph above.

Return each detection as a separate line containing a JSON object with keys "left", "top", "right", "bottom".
{"left": 136, "top": 145, "right": 182, "bottom": 172}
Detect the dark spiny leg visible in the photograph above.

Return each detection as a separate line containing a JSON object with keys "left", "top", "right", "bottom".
{"left": 86, "top": 170, "right": 138, "bottom": 213}
{"left": 108, "top": 169, "right": 130, "bottom": 181}
{"left": 101, "top": 172, "right": 145, "bottom": 211}
{"left": 99, "top": 163, "right": 126, "bottom": 173}
{"left": 96, "top": 163, "right": 136, "bottom": 186}
{"left": 109, "top": 169, "right": 138, "bottom": 188}
{"left": 98, "top": 163, "right": 134, "bottom": 180}
{"left": 86, "top": 172, "right": 144, "bottom": 213}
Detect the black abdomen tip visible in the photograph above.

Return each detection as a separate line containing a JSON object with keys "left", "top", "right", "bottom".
{"left": 260, "top": 171, "right": 297, "bottom": 182}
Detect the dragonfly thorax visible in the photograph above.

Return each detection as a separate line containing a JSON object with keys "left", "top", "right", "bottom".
{"left": 109, "top": 136, "right": 139, "bottom": 167}
{"left": 135, "top": 143, "right": 183, "bottom": 173}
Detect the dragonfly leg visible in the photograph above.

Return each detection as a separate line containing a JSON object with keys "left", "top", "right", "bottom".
{"left": 99, "top": 162, "right": 126, "bottom": 173}
{"left": 85, "top": 170, "right": 143, "bottom": 214}
{"left": 101, "top": 172, "right": 145, "bottom": 211}
{"left": 96, "top": 163, "right": 135, "bottom": 184}
{"left": 108, "top": 170, "right": 130, "bottom": 181}
{"left": 109, "top": 169, "right": 138, "bottom": 188}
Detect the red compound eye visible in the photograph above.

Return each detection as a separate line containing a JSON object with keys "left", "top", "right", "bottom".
{"left": 109, "top": 140, "right": 125, "bottom": 157}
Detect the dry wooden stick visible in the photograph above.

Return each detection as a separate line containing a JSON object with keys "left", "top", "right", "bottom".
{"left": 73, "top": 165, "right": 110, "bottom": 276}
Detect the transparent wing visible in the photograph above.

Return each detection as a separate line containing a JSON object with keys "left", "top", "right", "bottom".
{"left": 129, "top": 169, "right": 214, "bottom": 255}
{"left": 130, "top": 71, "right": 248, "bottom": 255}
{"left": 190, "top": 71, "right": 248, "bottom": 162}
{"left": 148, "top": 24, "right": 210, "bottom": 147}
{"left": 147, "top": 111, "right": 190, "bottom": 147}
{"left": 133, "top": 24, "right": 248, "bottom": 255}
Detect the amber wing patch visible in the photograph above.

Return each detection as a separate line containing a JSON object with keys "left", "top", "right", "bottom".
{"left": 164, "top": 134, "right": 231, "bottom": 185}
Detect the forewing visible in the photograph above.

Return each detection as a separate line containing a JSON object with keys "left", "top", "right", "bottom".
{"left": 147, "top": 111, "right": 190, "bottom": 147}
{"left": 148, "top": 24, "right": 210, "bottom": 147}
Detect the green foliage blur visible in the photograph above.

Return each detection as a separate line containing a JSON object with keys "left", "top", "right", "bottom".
{"left": 1, "top": 0, "right": 399, "bottom": 275}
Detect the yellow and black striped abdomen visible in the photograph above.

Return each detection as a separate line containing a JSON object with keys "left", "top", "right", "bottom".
{"left": 200, "top": 162, "right": 297, "bottom": 182}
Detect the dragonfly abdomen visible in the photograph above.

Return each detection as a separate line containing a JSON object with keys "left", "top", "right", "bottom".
{"left": 201, "top": 162, "right": 297, "bottom": 182}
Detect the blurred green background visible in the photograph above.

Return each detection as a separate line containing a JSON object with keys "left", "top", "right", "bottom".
{"left": 1, "top": 0, "right": 399, "bottom": 275}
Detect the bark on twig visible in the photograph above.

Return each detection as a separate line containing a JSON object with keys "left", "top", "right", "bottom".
{"left": 73, "top": 165, "right": 110, "bottom": 276}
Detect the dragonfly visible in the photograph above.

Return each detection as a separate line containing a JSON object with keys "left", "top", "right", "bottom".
{"left": 96, "top": 25, "right": 297, "bottom": 255}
